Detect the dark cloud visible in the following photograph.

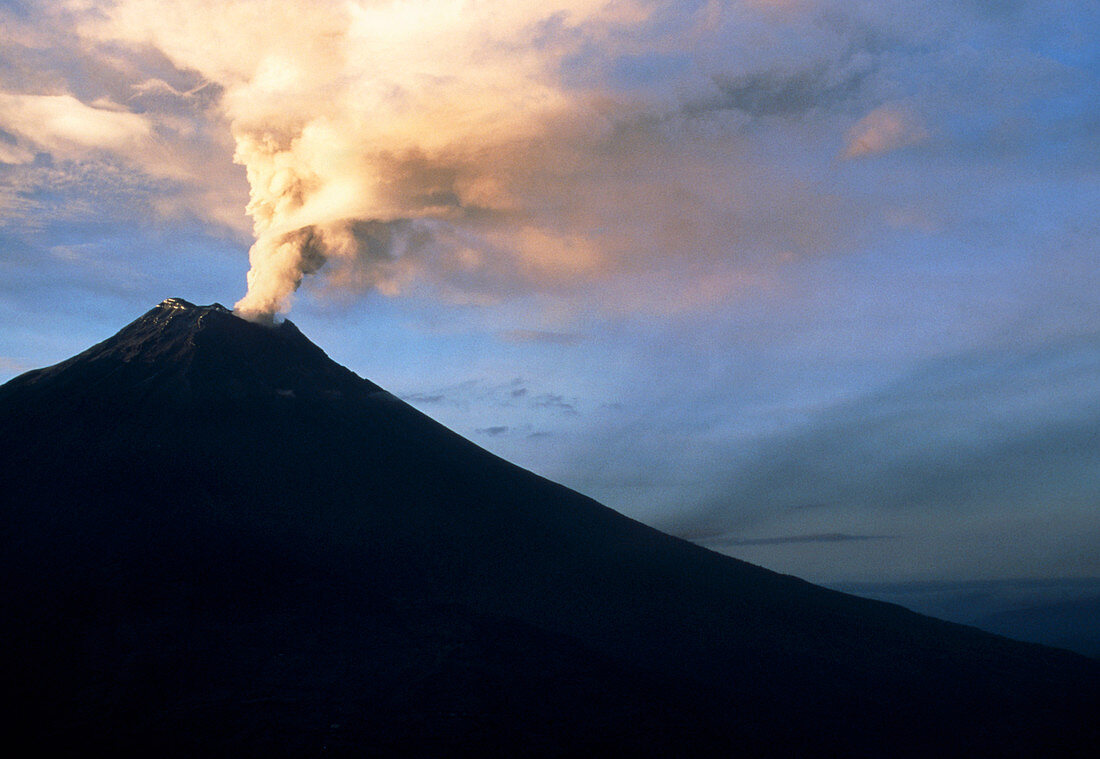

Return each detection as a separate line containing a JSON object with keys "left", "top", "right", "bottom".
{"left": 638, "top": 333, "right": 1100, "bottom": 578}
{"left": 530, "top": 393, "right": 578, "bottom": 414}
{"left": 398, "top": 379, "right": 586, "bottom": 423}
{"left": 476, "top": 425, "right": 509, "bottom": 437}
{"left": 551, "top": 323, "right": 1100, "bottom": 582}
{"left": 403, "top": 392, "right": 446, "bottom": 405}
{"left": 697, "top": 532, "right": 894, "bottom": 547}
{"left": 690, "top": 62, "right": 873, "bottom": 119}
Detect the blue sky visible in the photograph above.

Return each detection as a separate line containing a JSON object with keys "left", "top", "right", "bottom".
{"left": 1, "top": 0, "right": 1098, "bottom": 584}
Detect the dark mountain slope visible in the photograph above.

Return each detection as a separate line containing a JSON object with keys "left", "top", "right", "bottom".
{"left": 2, "top": 299, "right": 1097, "bottom": 757}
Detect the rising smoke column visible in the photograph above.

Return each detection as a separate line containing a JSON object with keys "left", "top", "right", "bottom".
{"left": 82, "top": 0, "right": 904, "bottom": 321}
{"left": 85, "top": 0, "right": 624, "bottom": 321}
{"left": 211, "top": 0, "right": 618, "bottom": 321}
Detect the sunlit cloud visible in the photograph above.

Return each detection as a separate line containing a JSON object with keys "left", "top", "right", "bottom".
{"left": 81, "top": 0, "right": 646, "bottom": 317}
{"left": 60, "top": 0, "right": 911, "bottom": 319}
{"left": 2, "top": 0, "right": 1078, "bottom": 324}
{"left": 0, "top": 93, "right": 152, "bottom": 161}
{"left": 843, "top": 106, "right": 928, "bottom": 160}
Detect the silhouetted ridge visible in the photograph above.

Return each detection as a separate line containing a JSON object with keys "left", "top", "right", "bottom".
{"left": 2, "top": 297, "right": 380, "bottom": 406}
{"left": 1, "top": 299, "right": 1097, "bottom": 758}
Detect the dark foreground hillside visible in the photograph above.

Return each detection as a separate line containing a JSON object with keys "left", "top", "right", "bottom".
{"left": 2, "top": 299, "right": 1097, "bottom": 757}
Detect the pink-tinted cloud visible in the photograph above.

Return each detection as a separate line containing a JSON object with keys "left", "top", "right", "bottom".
{"left": 0, "top": 93, "right": 152, "bottom": 160}
{"left": 71, "top": 0, "right": 875, "bottom": 319}
{"left": 2, "top": 0, "right": 1091, "bottom": 326}
{"left": 843, "top": 106, "right": 929, "bottom": 160}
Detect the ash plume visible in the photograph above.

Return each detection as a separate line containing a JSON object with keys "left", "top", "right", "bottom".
{"left": 79, "top": 0, "right": 919, "bottom": 320}
{"left": 167, "top": 0, "right": 617, "bottom": 322}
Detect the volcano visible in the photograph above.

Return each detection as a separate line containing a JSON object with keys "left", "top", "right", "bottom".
{"left": 1, "top": 298, "right": 1096, "bottom": 757}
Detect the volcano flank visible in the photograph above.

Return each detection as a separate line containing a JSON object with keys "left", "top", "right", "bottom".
{"left": 1, "top": 299, "right": 1097, "bottom": 757}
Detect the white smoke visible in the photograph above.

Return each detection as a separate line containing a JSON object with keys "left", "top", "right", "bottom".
{"left": 89, "top": 0, "right": 640, "bottom": 319}
{"left": 75, "top": 0, "right": 911, "bottom": 320}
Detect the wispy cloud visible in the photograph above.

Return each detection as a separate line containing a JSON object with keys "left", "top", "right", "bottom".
{"left": 5, "top": 0, "right": 1096, "bottom": 319}
{"left": 531, "top": 393, "right": 579, "bottom": 415}
{"left": 402, "top": 392, "right": 446, "bottom": 405}
{"left": 694, "top": 532, "right": 895, "bottom": 547}
{"left": 628, "top": 331, "right": 1100, "bottom": 580}
{"left": 400, "top": 377, "right": 584, "bottom": 418}
{"left": 0, "top": 93, "right": 151, "bottom": 160}
{"left": 475, "top": 425, "right": 510, "bottom": 437}
{"left": 498, "top": 329, "right": 585, "bottom": 346}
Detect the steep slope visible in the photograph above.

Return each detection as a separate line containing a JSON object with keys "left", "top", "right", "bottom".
{"left": 1, "top": 299, "right": 1097, "bottom": 757}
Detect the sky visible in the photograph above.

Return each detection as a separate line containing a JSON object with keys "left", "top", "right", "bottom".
{"left": 1, "top": 0, "right": 1098, "bottom": 586}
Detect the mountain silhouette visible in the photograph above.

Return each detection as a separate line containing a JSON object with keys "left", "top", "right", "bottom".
{"left": 1, "top": 298, "right": 1097, "bottom": 757}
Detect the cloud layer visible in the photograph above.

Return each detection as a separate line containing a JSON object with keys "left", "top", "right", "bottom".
{"left": 5, "top": 0, "right": 1094, "bottom": 319}
{"left": 9, "top": 0, "right": 965, "bottom": 317}
{"left": 81, "top": 0, "right": 672, "bottom": 317}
